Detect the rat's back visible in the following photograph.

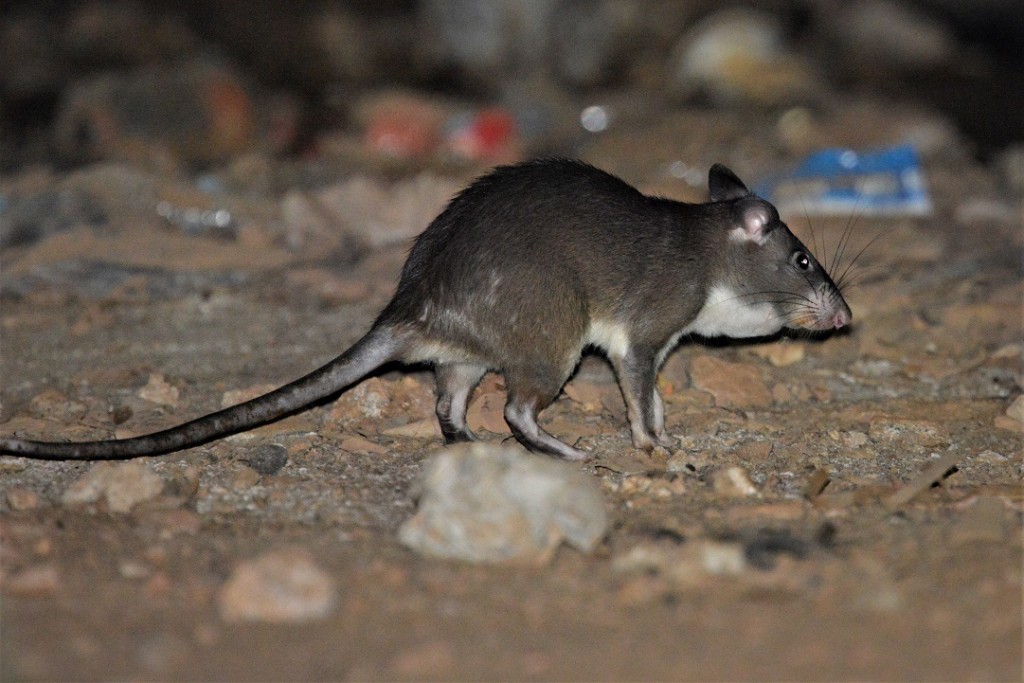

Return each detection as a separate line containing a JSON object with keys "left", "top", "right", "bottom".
{"left": 380, "top": 159, "right": 662, "bottom": 335}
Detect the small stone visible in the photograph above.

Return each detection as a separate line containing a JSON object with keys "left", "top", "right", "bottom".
{"left": 347, "top": 378, "right": 391, "bottom": 419}
{"left": 243, "top": 444, "right": 289, "bottom": 475}
{"left": 841, "top": 431, "right": 870, "bottom": 448}
{"left": 398, "top": 443, "right": 608, "bottom": 563}
{"left": 868, "top": 419, "right": 948, "bottom": 449}
{"left": 144, "top": 572, "right": 174, "bottom": 598}
{"left": 6, "top": 487, "right": 41, "bottom": 511}
{"left": 666, "top": 450, "right": 700, "bottom": 474}
{"left": 2, "top": 563, "right": 60, "bottom": 596}
{"left": 381, "top": 418, "right": 441, "bottom": 439}
{"left": 995, "top": 396, "right": 1024, "bottom": 432}
{"left": 711, "top": 466, "right": 759, "bottom": 497}
{"left": 973, "top": 450, "right": 1007, "bottom": 464}
{"left": 614, "top": 540, "right": 748, "bottom": 590}
{"left": 118, "top": 560, "right": 151, "bottom": 580}
{"left": 751, "top": 342, "right": 805, "bottom": 367}
{"left": 690, "top": 355, "right": 772, "bottom": 409}
{"left": 137, "top": 373, "right": 179, "bottom": 407}
{"left": 994, "top": 416, "right": 1023, "bottom": 433}
{"left": 29, "top": 389, "right": 85, "bottom": 419}
{"left": 218, "top": 548, "right": 337, "bottom": 623}
{"left": 33, "top": 537, "right": 54, "bottom": 557}
{"left": 695, "top": 541, "right": 748, "bottom": 576}
{"left": 62, "top": 461, "right": 165, "bottom": 513}
{"left": 734, "top": 441, "right": 774, "bottom": 461}
{"left": 803, "top": 469, "right": 831, "bottom": 500}
{"left": 339, "top": 435, "right": 389, "bottom": 455}
{"left": 230, "top": 466, "right": 261, "bottom": 491}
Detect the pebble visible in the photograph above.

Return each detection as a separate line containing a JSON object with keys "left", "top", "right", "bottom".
{"left": 338, "top": 377, "right": 391, "bottom": 419}
{"left": 398, "top": 443, "right": 608, "bottom": 563}
{"left": 689, "top": 355, "right": 772, "bottom": 409}
{"left": 2, "top": 563, "right": 60, "bottom": 597}
{"left": 733, "top": 440, "right": 774, "bottom": 462}
{"left": 841, "top": 431, "right": 870, "bottom": 448}
{"left": 994, "top": 396, "right": 1024, "bottom": 432}
{"left": 61, "top": 461, "right": 165, "bottom": 513}
{"left": 230, "top": 466, "right": 261, "bottom": 491}
{"left": 217, "top": 548, "right": 338, "bottom": 623}
{"left": 868, "top": 419, "right": 948, "bottom": 449}
{"left": 137, "top": 373, "right": 179, "bottom": 407}
{"left": 751, "top": 342, "right": 805, "bottom": 367}
{"left": 6, "top": 486, "right": 41, "bottom": 511}
{"left": 711, "top": 466, "right": 759, "bottom": 497}
{"left": 339, "top": 435, "right": 389, "bottom": 455}
{"left": 382, "top": 418, "right": 441, "bottom": 439}
{"left": 614, "top": 540, "right": 748, "bottom": 590}
{"left": 242, "top": 444, "right": 289, "bottom": 475}
{"left": 118, "top": 560, "right": 151, "bottom": 580}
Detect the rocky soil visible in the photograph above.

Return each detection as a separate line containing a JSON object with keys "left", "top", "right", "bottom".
{"left": 1, "top": 1, "right": 1022, "bottom": 680}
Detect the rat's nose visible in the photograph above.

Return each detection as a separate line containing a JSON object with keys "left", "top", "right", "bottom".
{"left": 833, "top": 309, "right": 851, "bottom": 329}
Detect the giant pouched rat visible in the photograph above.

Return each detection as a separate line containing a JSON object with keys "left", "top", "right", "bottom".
{"left": 1, "top": 158, "right": 851, "bottom": 461}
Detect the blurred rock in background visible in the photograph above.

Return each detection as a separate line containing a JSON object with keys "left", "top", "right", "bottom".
{"left": 1, "top": 0, "right": 1021, "bottom": 172}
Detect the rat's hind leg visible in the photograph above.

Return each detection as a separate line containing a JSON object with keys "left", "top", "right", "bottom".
{"left": 503, "top": 373, "right": 587, "bottom": 461}
{"left": 435, "top": 362, "right": 487, "bottom": 443}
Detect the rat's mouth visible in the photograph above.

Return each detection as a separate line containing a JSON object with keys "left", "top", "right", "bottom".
{"left": 789, "top": 308, "right": 852, "bottom": 331}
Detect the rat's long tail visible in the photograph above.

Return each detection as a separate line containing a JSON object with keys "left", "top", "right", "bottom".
{"left": 0, "top": 326, "right": 406, "bottom": 460}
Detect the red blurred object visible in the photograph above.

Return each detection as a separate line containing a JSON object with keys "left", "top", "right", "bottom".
{"left": 362, "top": 94, "right": 444, "bottom": 158}
{"left": 447, "top": 108, "right": 517, "bottom": 161}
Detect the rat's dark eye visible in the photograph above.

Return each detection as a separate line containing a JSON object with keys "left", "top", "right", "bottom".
{"left": 791, "top": 251, "right": 811, "bottom": 270}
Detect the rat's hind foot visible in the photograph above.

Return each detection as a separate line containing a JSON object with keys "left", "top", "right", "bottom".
{"left": 503, "top": 395, "right": 588, "bottom": 461}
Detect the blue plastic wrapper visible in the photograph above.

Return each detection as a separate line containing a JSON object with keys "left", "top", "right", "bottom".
{"left": 757, "top": 144, "right": 933, "bottom": 216}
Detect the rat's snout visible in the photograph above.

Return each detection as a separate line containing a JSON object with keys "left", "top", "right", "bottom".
{"left": 832, "top": 307, "right": 851, "bottom": 329}
{"left": 791, "top": 285, "right": 852, "bottom": 332}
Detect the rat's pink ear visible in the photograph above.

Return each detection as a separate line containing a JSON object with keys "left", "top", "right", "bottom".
{"left": 730, "top": 198, "right": 775, "bottom": 244}
{"left": 709, "top": 164, "right": 749, "bottom": 202}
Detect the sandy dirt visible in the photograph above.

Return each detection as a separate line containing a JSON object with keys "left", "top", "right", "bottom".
{"left": 1, "top": 117, "right": 1022, "bottom": 680}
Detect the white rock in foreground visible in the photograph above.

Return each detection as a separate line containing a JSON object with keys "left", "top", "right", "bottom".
{"left": 399, "top": 444, "right": 607, "bottom": 563}
{"left": 218, "top": 548, "right": 337, "bottom": 623}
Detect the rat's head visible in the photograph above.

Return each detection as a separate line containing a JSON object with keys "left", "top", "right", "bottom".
{"left": 707, "top": 164, "right": 852, "bottom": 334}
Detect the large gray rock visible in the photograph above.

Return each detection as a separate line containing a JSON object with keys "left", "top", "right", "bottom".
{"left": 399, "top": 443, "right": 608, "bottom": 563}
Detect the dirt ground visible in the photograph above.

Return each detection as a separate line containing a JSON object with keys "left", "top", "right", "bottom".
{"left": 2, "top": 131, "right": 1022, "bottom": 680}
{"left": 0, "top": 13, "right": 1022, "bottom": 675}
